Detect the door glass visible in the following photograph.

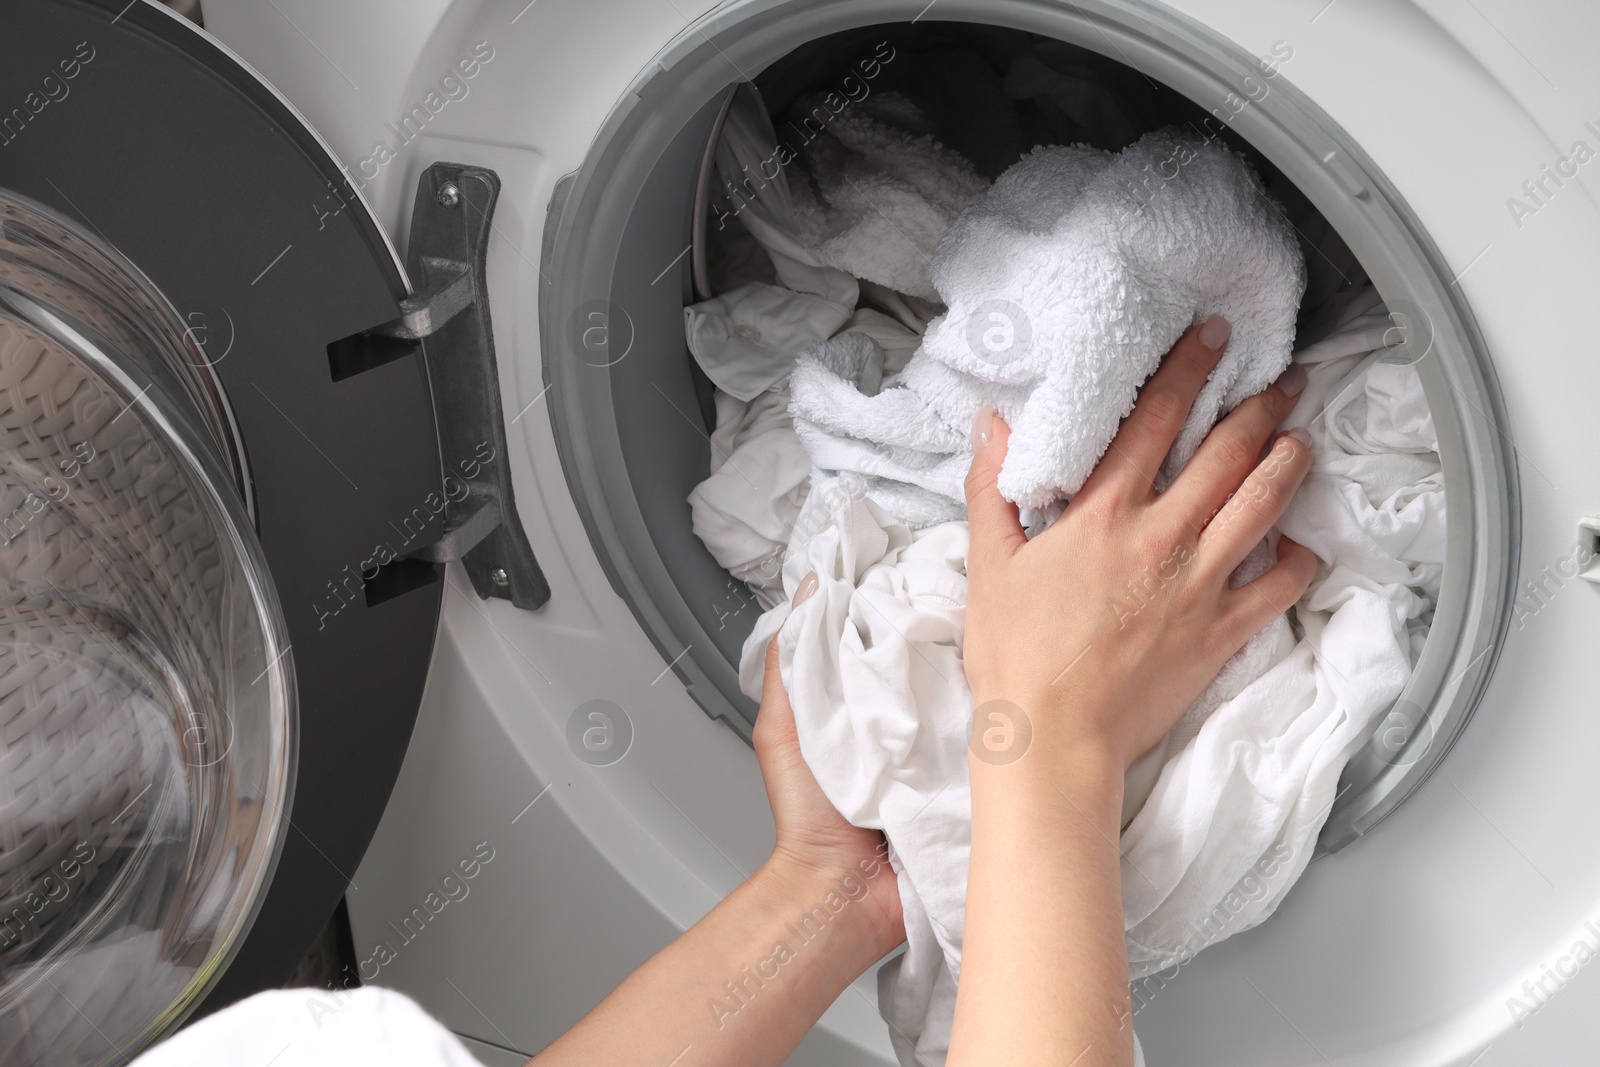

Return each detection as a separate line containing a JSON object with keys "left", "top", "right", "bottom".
{"left": 0, "top": 190, "right": 294, "bottom": 1066}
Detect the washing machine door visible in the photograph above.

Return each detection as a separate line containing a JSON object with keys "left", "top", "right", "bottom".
{"left": 0, "top": 2, "right": 543, "bottom": 1062}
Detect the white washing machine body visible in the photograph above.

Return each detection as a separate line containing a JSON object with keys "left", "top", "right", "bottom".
{"left": 198, "top": 1, "right": 1600, "bottom": 1064}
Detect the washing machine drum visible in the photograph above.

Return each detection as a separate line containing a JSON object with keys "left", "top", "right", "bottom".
{"left": 0, "top": 1, "right": 506, "bottom": 1061}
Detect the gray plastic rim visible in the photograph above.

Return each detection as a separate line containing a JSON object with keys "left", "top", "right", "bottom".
{"left": 540, "top": 0, "right": 1519, "bottom": 851}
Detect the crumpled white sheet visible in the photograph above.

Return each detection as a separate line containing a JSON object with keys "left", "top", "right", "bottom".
{"left": 688, "top": 386, "right": 811, "bottom": 610}
{"left": 738, "top": 287, "right": 1445, "bottom": 1066}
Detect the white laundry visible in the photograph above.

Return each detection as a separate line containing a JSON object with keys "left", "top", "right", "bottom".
{"left": 689, "top": 307, "right": 927, "bottom": 611}
{"left": 788, "top": 129, "right": 1306, "bottom": 529}
{"left": 785, "top": 90, "right": 991, "bottom": 302}
{"left": 684, "top": 82, "right": 986, "bottom": 402}
{"left": 689, "top": 386, "right": 811, "bottom": 610}
{"left": 740, "top": 288, "right": 1444, "bottom": 1067}
{"left": 130, "top": 987, "right": 482, "bottom": 1067}
{"left": 789, "top": 122, "right": 1306, "bottom": 837}
{"left": 684, "top": 83, "right": 860, "bottom": 402}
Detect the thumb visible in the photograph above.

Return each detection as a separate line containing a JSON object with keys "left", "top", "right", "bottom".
{"left": 964, "top": 405, "right": 1026, "bottom": 565}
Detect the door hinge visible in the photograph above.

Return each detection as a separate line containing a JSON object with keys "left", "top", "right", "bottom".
{"left": 331, "top": 163, "right": 550, "bottom": 611}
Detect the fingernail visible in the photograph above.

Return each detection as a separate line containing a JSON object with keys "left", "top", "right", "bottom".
{"left": 1277, "top": 362, "right": 1307, "bottom": 398}
{"left": 792, "top": 572, "right": 818, "bottom": 607}
{"left": 970, "top": 403, "right": 995, "bottom": 451}
{"left": 1286, "top": 427, "right": 1312, "bottom": 449}
{"left": 1198, "top": 315, "right": 1231, "bottom": 353}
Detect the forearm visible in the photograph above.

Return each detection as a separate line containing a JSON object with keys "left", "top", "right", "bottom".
{"left": 528, "top": 851, "right": 892, "bottom": 1067}
{"left": 950, "top": 744, "right": 1133, "bottom": 1067}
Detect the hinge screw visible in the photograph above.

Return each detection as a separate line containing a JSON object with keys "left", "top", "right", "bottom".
{"left": 437, "top": 182, "right": 461, "bottom": 208}
{"left": 491, "top": 567, "right": 510, "bottom": 587}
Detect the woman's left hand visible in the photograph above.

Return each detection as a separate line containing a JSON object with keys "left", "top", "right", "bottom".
{"left": 754, "top": 630, "right": 905, "bottom": 958}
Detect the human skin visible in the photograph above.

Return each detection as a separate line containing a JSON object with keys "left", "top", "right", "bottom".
{"left": 528, "top": 315, "right": 1309, "bottom": 1067}
{"left": 948, "top": 315, "right": 1315, "bottom": 1066}
{"left": 525, "top": 634, "right": 904, "bottom": 1067}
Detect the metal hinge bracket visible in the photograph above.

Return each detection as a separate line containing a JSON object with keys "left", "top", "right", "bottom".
{"left": 337, "top": 163, "right": 550, "bottom": 610}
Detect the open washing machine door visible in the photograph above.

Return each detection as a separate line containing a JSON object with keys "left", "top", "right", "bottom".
{"left": 0, "top": 2, "right": 544, "bottom": 1062}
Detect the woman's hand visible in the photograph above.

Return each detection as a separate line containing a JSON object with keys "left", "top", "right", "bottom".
{"left": 530, "top": 628, "right": 903, "bottom": 1067}
{"left": 752, "top": 633, "right": 905, "bottom": 959}
{"left": 961, "top": 317, "right": 1318, "bottom": 774}
{"left": 949, "top": 317, "right": 1317, "bottom": 1067}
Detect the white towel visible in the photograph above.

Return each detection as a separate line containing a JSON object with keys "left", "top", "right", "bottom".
{"left": 741, "top": 291, "right": 1443, "bottom": 1064}
{"left": 789, "top": 130, "right": 1307, "bottom": 528}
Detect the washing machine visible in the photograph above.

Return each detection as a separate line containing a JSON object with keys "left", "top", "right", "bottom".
{"left": 1, "top": 0, "right": 1595, "bottom": 1064}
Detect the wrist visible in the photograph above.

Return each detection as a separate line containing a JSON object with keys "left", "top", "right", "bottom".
{"left": 754, "top": 846, "right": 901, "bottom": 964}
{"left": 968, "top": 720, "right": 1125, "bottom": 819}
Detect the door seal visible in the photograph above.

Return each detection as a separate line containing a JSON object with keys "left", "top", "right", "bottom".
{"left": 358, "top": 163, "right": 550, "bottom": 610}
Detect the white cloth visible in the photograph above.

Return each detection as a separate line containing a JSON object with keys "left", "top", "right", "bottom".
{"left": 130, "top": 987, "right": 483, "bottom": 1067}
{"left": 687, "top": 304, "right": 929, "bottom": 609}
{"left": 689, "top": 386, "right": 812, "bottom": 610}
{"left": 785, "top": 90, "right": 990, "bottom": 301}
{"left": 789, "top": 129, "right": 1307, "bottom": 528}
{"left": 740, "top": 289, "right": 1444, "bottom": 1066}
{"left": 685, "top": 83, "right": 860, "bottom": 402}
{"left": 684, "top": 83, "right": 985, "bottom": 402}
{"left": 1122, "top": 289, "right": 1445, "bottom": 975}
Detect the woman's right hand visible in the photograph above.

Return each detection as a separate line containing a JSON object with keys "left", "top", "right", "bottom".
{"left": 960, "top": 316, "right": 1318, "bottom": 776}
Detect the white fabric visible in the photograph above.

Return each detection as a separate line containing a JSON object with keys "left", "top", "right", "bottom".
{"left": 789, "top": 130, "right": 1306, "bottom": 528}
{"left": 684, "top": 83, "right": 985, "bottom": 402}
{"left": 130, "top": 987, "right": 483, "bottom": 1067}
{"left": 687, "top": 305, "right": 928, "bottom": 610}
{"left": 1121, "top": 288, "right": 1445, "bottom": 975}
{"left": 739, "top": 290, "right": 1444, "bottom": 1065}
{"left": 785, "top": 90, "right": 990, "bottom": 301}
{"left": 689, "top": 386, "right": 812, "bottom": 610}
{"left": 684, "top": 83, "right": 860, "bottom": 402}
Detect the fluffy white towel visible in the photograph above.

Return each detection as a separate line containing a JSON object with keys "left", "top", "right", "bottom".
{"left": 742, "top": 290, "right": 1443, "bottom": 1065}
{"left": 789, "top": 129, "right": 1307, "bottom": 528}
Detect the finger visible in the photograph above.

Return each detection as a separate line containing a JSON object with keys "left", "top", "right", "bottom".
{"left": 754, "top": 634, "right": 797, "bottom": 757}
{"left": 1160, "top": 361, "right": 1307, "bottom": 525}
{"left": 964, "top": 405, "right": 1026, "bottom": 568}
{"left": 755, "top": 575, "right": 814, "bottom": 737}
{"left": 1196, "top": 428, "right": 1313, "bottom": 581}
{"left": 1081, "top": 315, "right": 1231, "bottom": 501}
{"left": 1221, "top": 536, "right": 1318, "bottom": 642}
{"left": 761, "top": 634, "right": 787, "bottom": 706}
